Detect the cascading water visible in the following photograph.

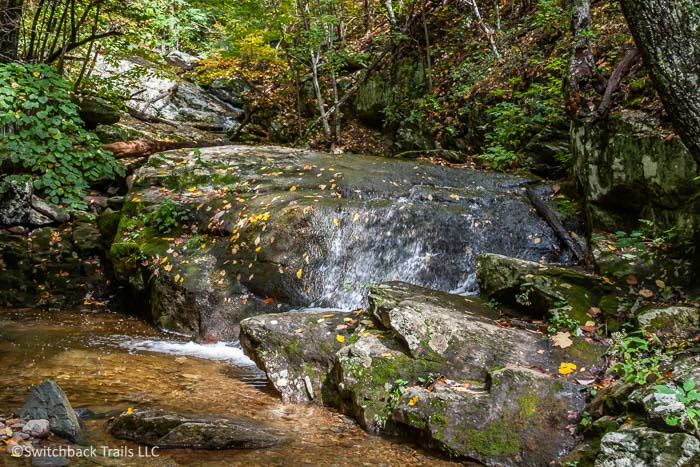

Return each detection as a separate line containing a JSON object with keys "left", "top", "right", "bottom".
{"left": 304, "top": 175, "right": 571, "bottom": 310}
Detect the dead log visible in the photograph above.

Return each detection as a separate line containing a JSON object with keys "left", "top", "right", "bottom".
{"left": 102, "top": 140, "right": 222, "bottom": 159}
{"left": 525, "top": 185, "right": 592, "bottom": 267}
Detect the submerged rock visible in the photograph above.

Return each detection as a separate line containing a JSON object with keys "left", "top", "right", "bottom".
{"left": 394, "top": 367, "right": 585, "bottom": 466}
{"left": 22, "top": 419, "right": 50, "bottom": 438}
{"left": 108, "top": 410, "right": 281, "bottom": 449}
{"left": 596, "top": 426, "right": 700, "bottom": 467}
{"left": 240, "top": 310, "right": 358, "bottom": 403}
{"left": 19, "top": 380, "right": 81, "bottom": 443}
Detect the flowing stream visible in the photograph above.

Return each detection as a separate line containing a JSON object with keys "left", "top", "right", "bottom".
{"left": 0, "top": 308, "right": 460, "bottom": 466}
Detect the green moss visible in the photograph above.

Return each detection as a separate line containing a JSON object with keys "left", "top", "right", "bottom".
{"left": 110, "top": 241, "right": 139, "bottom": 259}
{"left": 407, "top": 412, "right": 429, "bottom": 429}
{"left": 283, "top": 337, "right": 303, "bottom": 360}
{"left": 518, "top": 391, "right": 537, "bottom": 417}
{"left": 463, "top": 420, "right": 520, "bottom": 457}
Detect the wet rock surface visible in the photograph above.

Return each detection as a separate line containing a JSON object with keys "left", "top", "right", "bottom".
{"left": 111, "top": 145, "right": 577, "bottom": 339}
{"left": 19, "top": 380, "right": 81, "bottom": 443}
{"left": 108, "top": 409, "right": 282, "bottom": 449}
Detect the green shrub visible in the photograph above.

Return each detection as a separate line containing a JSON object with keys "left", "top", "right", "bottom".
{"left": 0, "top": 63, "right": 124, "bottom": 208}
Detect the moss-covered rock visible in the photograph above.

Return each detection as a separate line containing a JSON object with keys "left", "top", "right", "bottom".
{"left": 572, "top": 111, "right": 700, "bottom": 246}
{"left": 476, "top": 253, "right": 620, "bottom": 327}
{"left": 110, "top": 145, "right": 576, "bottom": 339}
{"left": 636, "top": 306, "right": 699, "bottom": 342}
{"left": 369, "top": 281, "right": 605, "bottom": 379}
{"left": 393, "top": 367, "right": 586, "bottom": 465}
{"left": 333, "top": 332, "right": 443, "bottom": 434}
{"left": 240, "top": 310, "right": 359, "bottom": 403}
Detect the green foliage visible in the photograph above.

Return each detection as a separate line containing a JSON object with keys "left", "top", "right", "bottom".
{"left": 147, "top": 199, "right": 189, "bottom": 234}
{"left": 607, "top": 331, "right": 671, "bottom": 385}
{"left": 533, "top": 0, "right": 566, "bottom": 33}
{"left": 0, "top": 63, "right": 124, "bottom": 208}
{"left": 653, "top": 379, "right": 700, "bottom": 429}
{"left": 547, "top": 307, "right": 581, "bottom": 335}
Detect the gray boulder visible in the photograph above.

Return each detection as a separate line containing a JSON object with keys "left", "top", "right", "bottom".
{"left": 596, "top": 426, "right": 700, "bottom": 467}
{"left": 108, "top": 410, "right": 281, "bottom": 449}
{"left": 0, "top": 178, "right": 35, "bottom": 226}
{"left": 370, "top": 281, "right": 606, "bottom": 379}
{"left": 19, "top": 380, "right": 81, "bottom": 443}
{"left": 393, "top": 367, "right": 586, "bottom": 466}
{"left": 240, "top": 310, "right": 358, "bottom": 403}
{"left": 629, "top": 353, "right": 700, "bottom": 436}
{"left": 636, "top": 306, "right": 699, "bottom": 342}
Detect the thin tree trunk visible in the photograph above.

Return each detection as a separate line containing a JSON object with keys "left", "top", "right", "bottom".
{"left": 0, "top": 0, "right": 23, "bottom": 62}
{"left": 566, "top": 0, "right": 596, "bottom": 117}
{"left": 619, "top": 0, "right": 700, "bottom": 162}
{"left": 466, "top": 0, "right": 500, "bottom": 59}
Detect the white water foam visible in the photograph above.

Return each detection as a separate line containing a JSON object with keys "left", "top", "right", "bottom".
{"left": 120, "top": 339, "right": 256, "bottom": 367}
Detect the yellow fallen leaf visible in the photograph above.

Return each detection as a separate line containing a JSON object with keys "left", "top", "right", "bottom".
{"left": 602, "top": 276, "right": 613, "bottom": 285}
{"left": 289, "top": 186, "right": 297, "bottom": 192}
{"left": 408, "top": 395, "right": 419, "bottom": 406}
{"left": 559, "top": 362, "right": 577, "bottom": 375}
{"left": 449, "top": 193, "right": 457, "bottom": 199}
{"left": 164, "top": 264, "right": 173, "bottom": 272}
{"left": 333, "top": 218, "right": 340, "bottom": 227}
{"left": 296, "top": 268, "right": 303, "bottom": 279}
{"left": 160, "top": 257, "right": 168, "bottom": 264}
{"left": 255, "top": 246, "right": 262, "bottom": 252}
{"left": 127, "top": 407, "right": 134, "bottom": 414}
{"left": 655, "top": 279, "right": 666, "bottom": 289}
{"left": 131, "top": 197, "right": 141, "bottom": 203}
{"left": 353, "top": 213, "right": 360, "bottom": 222}
{"left": 5, "top": 427, "right": 12, "bottom": 436}
{"left": 336, "top": 335, "right": 345, "bottom": 343}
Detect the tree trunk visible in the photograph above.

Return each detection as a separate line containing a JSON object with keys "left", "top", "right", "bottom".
{"left": 619, "top": 0, "right": 700, "bottom": 162}
{"left": 0, "top": 0, "right": 23, "bottom": 62}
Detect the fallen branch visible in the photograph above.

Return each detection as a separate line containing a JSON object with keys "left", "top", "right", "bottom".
{"left": 525, "top": 184, "right": 592, "bottom": 267}
{"left": 102, "top": 140, "right": 222, "bottom": 159}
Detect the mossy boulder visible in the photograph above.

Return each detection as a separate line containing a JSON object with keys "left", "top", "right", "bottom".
{"left": 572, "top": 110, "right": 700, "bottom": 245}
{"left": 393, "top": 367, "right": 586, "bottom": 465}
{"left": 476, "top": 253, "right": 620, "bottom": 327}
{"left": 333, "top": 332, "right": 443, "bottom": 434}
{"left": 369, "top": 281, "right": 605, "bottom": 379}
{"left": 110, "top": 145, "right": 575, "bottom": 339}
{"left": 108, "top": 409, "right": 281, "bottom": 449}
{"left": 590, "top": 231, "right": 695, "bottom": 290}
{"left": 240, "top": 310, "right": 359, "bottom": 403}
